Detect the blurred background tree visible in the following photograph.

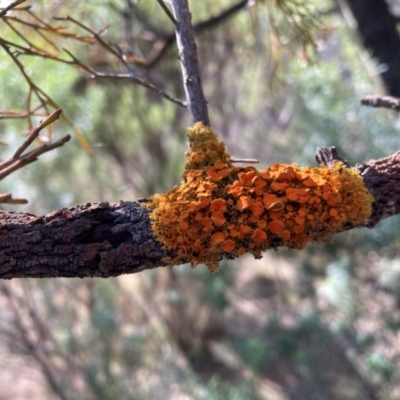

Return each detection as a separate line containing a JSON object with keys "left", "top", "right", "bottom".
{"left": 1, "top": 0, "right": 400, "bottom": 399}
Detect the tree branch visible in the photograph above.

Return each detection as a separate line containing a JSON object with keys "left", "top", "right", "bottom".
{"left": 0, "top": 202, "right": 172, "bottom": 279}
{"left": 356, "top": 151, "right": 400, "bottom": 226}
{"left": 361, "top": 95, "right": 400, "bottom": 111}
{"left": 1, "top": 149, "right": 400, "bottom": 279}
{"left": 171, "top": 0, "right": 210, "bottom": 125}
{"left": 114, "top": 0, "right": 248, "bottom": 69}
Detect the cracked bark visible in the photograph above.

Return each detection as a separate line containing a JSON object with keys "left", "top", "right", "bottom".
{"left": 0, "top": 148, "right": 400, "bottom": 279}
{"left": 0, "top": 201, "right": 172, "bottom": 279}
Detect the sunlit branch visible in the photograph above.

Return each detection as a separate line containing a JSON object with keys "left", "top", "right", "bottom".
{"left": 171, "top": 0, "right": 210, "bottom": 124}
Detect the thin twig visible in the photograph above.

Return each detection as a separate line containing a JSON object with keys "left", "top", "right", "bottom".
{"left": 94, "top": 72, "right": 187, "bottom": 108}
{"left": 13, "top": 108, "right": 62, "bottom": 159}
{"left": 62, "top": 48, "right": 96, "bottom": 74}
{"left": 171, "top": 0, "right": 210, "bottom": 125}
{"left": 0, "top": 0, "right": 26, "bottom": 18}
{"left": 0, "top": 39, "right": 50, "bottom": 126}
{"left": 55, "top": 15, "right": 185, "bottom": 107}
{"left": 361, "top": 95, "right": 400, "bottom": 111}
{"left": 0, "top": 135, "right": 71, "bottom": 181}
{"left": 53, "top": 15, "right": 131, "bottom": 69}
{"left": 4, "top": 17, "right": 53, "bottom": 56}
{"left": 231, "top": 158, "right": 259, "bottom": 163}
{"left": 0, "top": 109, "right": 66, "bottom": 184}
{"left": 0, "top": 106, "right": 44, "bottom": 119}
{"left": 140, "top": 0, "right": 248, "bottom": 68}
{"left": 155, "top": 0, "right": 177, "bottom": 25}
{"left": 0, "top": 193, "right": 28, "bottom": 204}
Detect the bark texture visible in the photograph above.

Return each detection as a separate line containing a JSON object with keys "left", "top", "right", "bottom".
{"left": 344, "top": 0, "right": 400, "bottom": 96}
{"left": 0, "top": 201, "right": 172, "bottom": 279}
{"left": 357, "top": 151, "right": 400, "bottom": 226}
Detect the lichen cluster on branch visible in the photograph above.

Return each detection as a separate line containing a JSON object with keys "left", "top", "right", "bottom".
{"left": 146, "top": 123, "right": 374, "bottom": 271}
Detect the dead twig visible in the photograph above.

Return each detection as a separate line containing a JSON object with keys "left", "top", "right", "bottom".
{"left": 0, "top": 0, "right": 26, "bottom": 18}
{"left": 13, "top": 108, "right": 63, "bottom": 159}
{"left": 361, "top": 95, "right": 400, "bottom": 111}
{"left": 93, "top": 72, "right": 187, "bottom": 108}
{"left": 231, "top": 158, "right": 259, "bottom": 163}
{"left": 0, "top": 193, "right": 28, "bottom": 204}
{"left": 155, "top": 0, "right": 177, "bottom": 26}
{"left": 53, "top": 15, "right": 186, "bottom": 108}
{"left": 0, "top": 109, "right": 71, "bottom": 203}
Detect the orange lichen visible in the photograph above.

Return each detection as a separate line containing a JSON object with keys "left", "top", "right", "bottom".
{"left": 147, "top": 122, "right": 374, "bottom": 271}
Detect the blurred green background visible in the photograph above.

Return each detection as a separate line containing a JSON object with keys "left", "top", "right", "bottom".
{"left": 1, "top": 0, "right": 400, "bottom": 399}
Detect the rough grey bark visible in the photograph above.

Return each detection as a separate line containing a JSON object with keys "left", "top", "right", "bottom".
{"left": 357, "top": 151, "right": 400, "bottom": 226}
{"left": 0, "top": 148, "right": 400, "bottom": 279}
{"left": 0, "top": 201, "right": 172, "bottom": 279}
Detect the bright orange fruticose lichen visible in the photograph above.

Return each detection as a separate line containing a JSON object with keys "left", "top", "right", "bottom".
{"left": 146, "top": 123, "right": 374, "bottom": 271}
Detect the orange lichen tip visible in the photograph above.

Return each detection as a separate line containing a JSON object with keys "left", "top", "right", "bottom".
{"left": 185, "top": 123, "right": 232, "bottom": 171}
{"left": 146, "top": 123, "right": 374, "bottom": 271}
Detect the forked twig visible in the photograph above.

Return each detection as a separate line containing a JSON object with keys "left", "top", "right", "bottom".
{"left": 0, "top": 0, "right": 26, "bottom": 18}
{"left": 54, "top": 15, "right": 186, "bottom": 108}
{"left": 0, "top": 109, "right": 71, "bottom": 203}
